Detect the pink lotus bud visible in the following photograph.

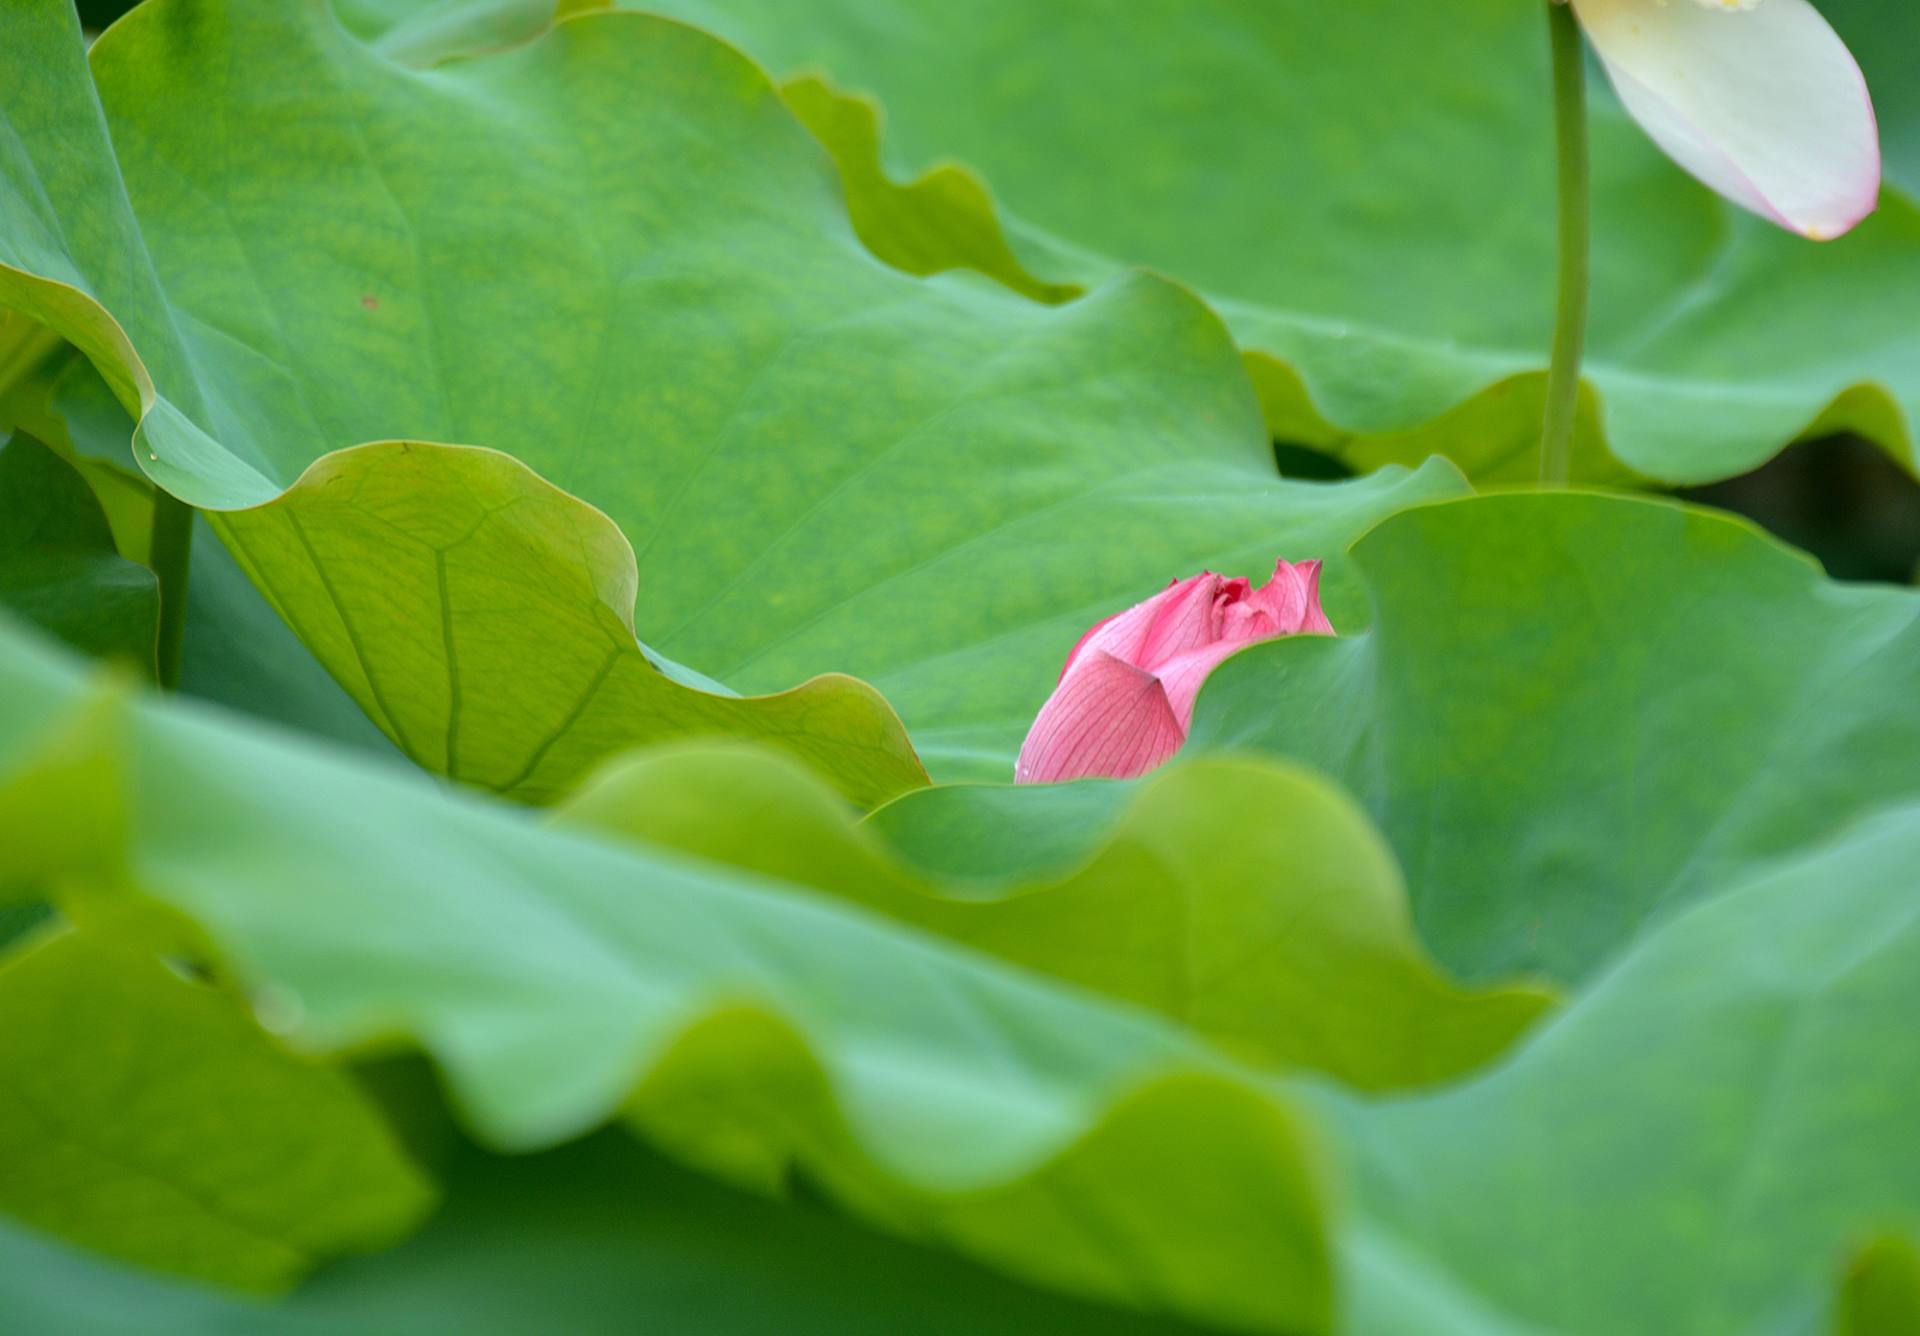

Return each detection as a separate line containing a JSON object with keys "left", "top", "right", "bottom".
{"left": 1015, "top": 559, "right": 1333, "bottom": 785}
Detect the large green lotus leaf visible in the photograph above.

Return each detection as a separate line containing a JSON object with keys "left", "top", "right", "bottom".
{"left": 0, "top": 0, "right": 1461, "bottom": 795}
{"left": 644, "top": 0, "right": 1920, "bottom": 485}
{"left": 181, "top": 508, "right": 403, "bottom": 761}
{"left": 0, "top": 431, "right": 156, "bottom": 668}
{"left": 775, "top": 74, "right": 1082, "bottom": 306}
{"left": 1324, "top": 804, "right": 1920, "bottom": 1334}
{"left": 561, "top": 742, "right": 1553, "bottom": 1091}
{"left": 215, "top": 442, "right": 925, "bottom": 802}
{"left": 1185, "top": 490, "right": 1920, "bottom": 985}
{"left": 0, "top": 928, "right": 433, "bottom": 1292}
{"left": 0, "top": 0, "right": 920, "bottom": 806}
{"left": 0, "top": 617, "right": 1333, "bottom": 1335}
{"left": 0, "top": 1131, "right": 1216, "bottom": 1335}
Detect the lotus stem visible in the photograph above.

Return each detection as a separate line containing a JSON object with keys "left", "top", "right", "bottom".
{"left": 1540, "top": 0, "right": 1590, "bottom": 485}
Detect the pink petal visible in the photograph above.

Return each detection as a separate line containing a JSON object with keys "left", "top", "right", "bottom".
{"left": 1245, "top": 562, "right": 1306, "bottom": 632}
{"left": 1015, "top": 649, "right": 1186, "bottom": 784}
{"left": 1137, "top": 571, "right": 1231, "bottom": 666}
{"left": 1572, "top": 0, "right": 1880, "bottom": 239}
{"left": 1058, "top": 573, "right": 1207, "bottom": 679}
{"left": 1294, "top": 560, "right": 1334, "bottom": 635}
{"left": 1057, "top": 604, "right": 1130, "bottom": 681}
{"left": 1219, "top": 598, "right": 1280, "bottom": 642}
{"left": 1151, "top": 637, "right": 1265, "bottom": 732}
{"left": 1248, "top": 559, "right": 1333, "bottom": 636}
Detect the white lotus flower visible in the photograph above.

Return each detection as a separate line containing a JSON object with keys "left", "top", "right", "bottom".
{"left": 1570, "top": 0, "right": 1880, "bottom": 238}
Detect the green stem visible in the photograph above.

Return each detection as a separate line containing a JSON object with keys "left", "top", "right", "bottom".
{"left": 1540, "top": 0, "right": 1590, "bottom": 485}
{"left": 149, "top": 486, "right": 194, "bottom": 689}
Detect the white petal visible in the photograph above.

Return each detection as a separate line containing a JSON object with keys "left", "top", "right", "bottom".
{"left": 1571, "top": 0, "right": 1880, "bottom": 239}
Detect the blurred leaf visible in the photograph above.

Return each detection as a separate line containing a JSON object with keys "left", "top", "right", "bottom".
{"left": 645, "top": 0, "right": 1920, "bottom": 485}
{"left": 328, "top": 0, "right": 556, "bottom": 63}
{"left": 0, "top": 0, "right": 1461, "bottom": 790}
{"left": 0, "top": 1130, "right": 1218, "bottom": 1335}
{"left": 4, "top": 610, "right": 1914, "bottom": 1333}
{"left": 1836, "top": 1236, "right": 1920, "bottom": 1336}
{"left": 564, "top": 742, "right": 1553, "bottom": 1090}
{"left": 0, "top": 677, "right": 127, "bottom": 899}
{"left": 0, "top": 617, "right": 1333, "bottom": 1334}
{"left": 1327, "top": 804, "right": 1920, "bottom": 1333}
{"left": 1188, "top": 491, "right": 1920, "bottom": 984}
{"left": 0, "top": 901, "right": 54, "bottom": 954}
{"left": 0, "top": 432, "right": 155, "bottom": 668}
{"left": 0, "top": 928, "right": 433, "bottom": 1291}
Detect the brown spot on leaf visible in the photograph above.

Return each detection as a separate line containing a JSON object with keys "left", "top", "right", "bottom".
{"left": 360, "top": 295, "right": 379, "bottom": 311}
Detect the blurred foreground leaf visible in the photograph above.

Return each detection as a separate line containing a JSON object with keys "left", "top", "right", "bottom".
{"left": 0, "top": 1130, "right": 1216, "bottom": 1335}
{"left": 0, "top": 929, "right": 432, "bottom": 1290}
{"left": 0, "top": 616, "right": 1334, "bottom": 1334}
{"left": 2, "top": 604, "right": 1915, "bottom": 1333}
{"left": 565, "top": 743, "right": 1553, "bottom": 1090}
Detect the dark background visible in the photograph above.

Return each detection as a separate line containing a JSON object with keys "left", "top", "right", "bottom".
{"left": 1677, "top": 435, "right": 1920, "bottom": 585}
